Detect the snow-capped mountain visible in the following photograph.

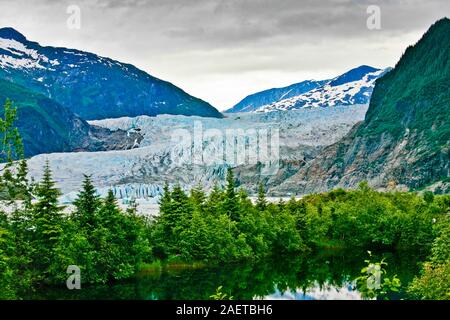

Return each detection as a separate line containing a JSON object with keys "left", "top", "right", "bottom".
{"left": 226, "top": 80, "right": 328, "bottom": 113}
{"left": 0, "top": 27, "right": 222, "bottom": 120}
{"left": 228, "top": 66, "right": 391, "bottom": 113}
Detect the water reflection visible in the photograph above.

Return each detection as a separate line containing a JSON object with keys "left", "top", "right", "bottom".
{"left": 25, "top": 249, "right": 425, "bottom": 300}
{"left": 262, "top": 282, "right": 363, "bottom": 300}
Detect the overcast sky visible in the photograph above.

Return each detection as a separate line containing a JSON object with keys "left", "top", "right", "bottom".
{"left": 0, "top": 0, "right": 448, "bottom": 110}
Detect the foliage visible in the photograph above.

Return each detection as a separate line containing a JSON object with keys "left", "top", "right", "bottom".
{"left": 152, "top": 169, "right": 307, "bottom": 263}
{"left": 210, "top": 286, "right": 233, "bottom": 300}
{"left": 0, "top": 99, "right": 23, "bottom": 163}
{"left": 408, "top": 220, "right": 450, "bottom": 299}
{"left": 0, "top": 146, "right": 448, "bottom": 300}
{"left": 296, "top": 183, "right": 442, "bottom": 250}
{"left": 355, "top": 251, "right": 401, "bottom": 299}
{"left": 49, "top": 178, "right": 151, "bottom": 285}
{"left": 32, "top": 161, "right": 64, "bottom": 276}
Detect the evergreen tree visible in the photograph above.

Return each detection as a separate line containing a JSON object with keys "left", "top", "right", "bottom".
{"left": 14, "top": 159, "right": 31, "bottom": 201}
{"left": 73, "top": 175, "right": 101, "bottom": 233}
{"left": 205, "top": 183, "right": 224, "bottom": 216}
{"left": 0, "top": 224, "right": 16, "bottom": 298}
{"left": 256, "top": 183, "right": 267, "bottom": 211}
{"left": 170, "top": 184, "right": 193, "bottom": 233}
{"left": 32, "top": 161, "right": 64, "bottom": 272}
{"left": 158, "top": 182, "right": 172, "bottom": 216}
{"left": 190, "top": 184, "right": 206, "bottom": 213}
{"left": 223, "top": 168, "right": 239, "bottom": 221}
{"left": 1, "top": 159, "right": 31, "bottom": 201}
{"left": 99, "top": 189, "right": 121, "bottom": 225}
{"left": 238, "top": 188, "right": 254, "bottom": 217}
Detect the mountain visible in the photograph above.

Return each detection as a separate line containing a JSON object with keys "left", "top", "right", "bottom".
{"left": 0, "top": 27, "right": 222, "bottom": 120}
{"left": 273, "top": 18, "right": 450, "bottom": 194}
{"left": 225, "top": 80, "right": 327, "bottom": 113}
{"left": 0, "top": 79, "right": 142, "bottom": 157}
{"left": 228, "top": 65, "right": 390, "bottom": 113}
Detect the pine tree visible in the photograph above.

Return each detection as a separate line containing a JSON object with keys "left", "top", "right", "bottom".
{"left": 99, "top": 189, "right": 121, "bottom": 225}
{"left": 15, "top": 159, "right": 30, "bottom": 200}
{"left": 32, "top": 161, "right": 64, "bottom": 271}
{"left": 155, "top": 183, "right": 192, "bottom": 254}
{"left": 158, "top": 182, "right": 172, "bottom": 216}
{"left": 190, "top": 184, "right": 206, "bottom": 213}
{"left": 205, "top": 183, "right": 224, "bottom": 216}
{"left": 73, "top": 175, "right": 101, "bottom": 233}
{"left": 256, "top": 183, "right": 267, "bottom": 211}
{"left": 170, "top": 184, "right": 192, "bottom": 228}
{"left": 223, "top": 168, "right": 239, "bottom": 221}
{"left": 237, "top": 188, "right": 254, "bottom": 218}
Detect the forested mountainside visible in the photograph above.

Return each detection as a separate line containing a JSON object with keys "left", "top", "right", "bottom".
{"left": 274, "top": 18, "right": 450, "bottom": 194}
{"left": 0, "top": 79, "right": 142, "bottom": 157}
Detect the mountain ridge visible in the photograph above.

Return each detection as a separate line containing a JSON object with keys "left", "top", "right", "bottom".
{"left": 0, "top": 79, "right": 142, "bottom": 157}
{"left": 272, "top": 18, "right": 450, "bottom": 194}
{"left": 227, "top": 65, "right": 390, "bottom": 113}
{"left": 225, "top": 79, "right": 328, "bottom": 113}
{"left": 0, "top": 27, "right": 223, "bottom": 120}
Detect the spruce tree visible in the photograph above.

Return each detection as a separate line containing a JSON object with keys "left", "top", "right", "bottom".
{"left": 32, "top": 161, "right": 63, "bottom": 271}
{"left": 158, "top": 182, "right": 172, "bottom": 216}
{"left": 190, "top": 184, "right": 206, "bottom": 213}
{"left": 205, "top": 183, "right": 224, "bottom": 216}
{"left": 223, "top": 168, "right": 239, "bottom": 221}
{"left": 237, "top": 188, "right": 254, "bottom": 217}
{"left": 157, "top": 184, "right": 192, "bottom": 254}
{"left": 170, "top": 184, "right": 192, "bottom": 230}
{"left": 256, "top": 183, "right": 267, "bottom": 211}
{"left": 73, "top": 175, "right": 101, "bottom": 233}
{"left": 100, "top": 189, "right": 121, "bottom": 225}
{"left": 15, "top": 159, "right": 30, "bottom": 201}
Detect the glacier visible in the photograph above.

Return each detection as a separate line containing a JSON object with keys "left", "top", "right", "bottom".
{"left": 25, "top": 105, "right": 368, "bottom": 208}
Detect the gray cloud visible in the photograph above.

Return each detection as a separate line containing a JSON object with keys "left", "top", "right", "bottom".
{"left": 0, "top": 0, "right": 449, "bottom": 109}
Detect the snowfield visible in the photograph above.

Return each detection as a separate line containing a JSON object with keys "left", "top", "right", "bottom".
{"left": 257, "top": 69, "right": 385, "bottom": 112}
{"left": 0, "top": 38, "right": 59, "bottom": 70}
{"left": 25, "top": 105, "right": 368, "bottom": 206}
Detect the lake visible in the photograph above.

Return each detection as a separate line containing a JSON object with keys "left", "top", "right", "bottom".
{"left": 25, "top": 249, "right": 425, "bottom": 300}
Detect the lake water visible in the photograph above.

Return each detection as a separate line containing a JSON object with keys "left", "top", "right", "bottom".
{"left": 26, "top": 249, "right": 425, "bottom": 300}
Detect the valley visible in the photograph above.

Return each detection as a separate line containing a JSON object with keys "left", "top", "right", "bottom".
{"left": 0, "top": 14, "right": 449, "bottom": 302}
{"left": 25, "top": 105, "right": 368, "bottom": 207}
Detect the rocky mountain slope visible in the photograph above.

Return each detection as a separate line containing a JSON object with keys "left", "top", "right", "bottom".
{"left": 227, "top": 65, "right": 390, "bottom": 113}
{"left": 0, "top": 27, "right": 222, "bottom": 120}
{"left": 0, "top": 79, "right": 142, "bottom": 157}
{"left": 272, "top": 18, "right": 450, "bottom": 194}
